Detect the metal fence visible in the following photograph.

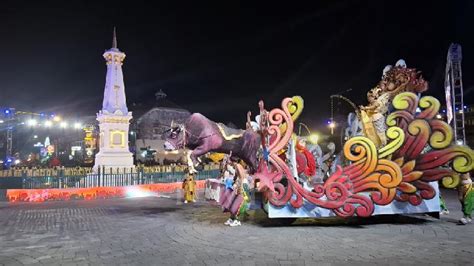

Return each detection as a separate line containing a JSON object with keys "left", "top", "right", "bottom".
{"left": 0, "top": 163, "right": 220, "bottom": 178}
{"left": 0, "top": 168, "right": 220, "bottom": 190}
{"left": 0, "top": 167, "right": 93, "bottom": 178}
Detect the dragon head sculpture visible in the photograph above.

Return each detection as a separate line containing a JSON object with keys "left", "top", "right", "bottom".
{"left": 367, "top": 65, "right": 428, "bottom": 105}
{"left": 359, "top": 61, "right": 429, "bottom": 147}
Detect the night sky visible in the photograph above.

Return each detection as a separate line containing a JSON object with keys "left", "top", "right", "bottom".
{"left": 1, "top": 0, "right": 473, "bottom": 131}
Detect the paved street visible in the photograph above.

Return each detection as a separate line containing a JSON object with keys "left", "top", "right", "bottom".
{"left": 0, "top": 189, "right": 473, "bottom": 266}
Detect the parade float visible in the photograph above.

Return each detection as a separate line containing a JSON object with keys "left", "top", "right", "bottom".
{"left": 164, "top": 62, "right": 474, "bottom": 219}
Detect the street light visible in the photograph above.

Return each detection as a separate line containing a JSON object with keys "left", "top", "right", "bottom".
{"left": 60, "top": 122, "right": 68, "bottom": 128}
{"left": 44, "top": 120, "right": 53, "bottom": 127}
{"left": 53, "top": 116, "right": 61, "bottom": 122}
{"left": 329, "top": 121, "right": 336, "bottom": 135}
{"left": 74, "top": 122, "right": 82, "bottom": 129}
{"left": 308, "top": 134, "right": 319, "bottom": 144}
{"left": 27, "top": 119, "right": 37, "bottom": 126}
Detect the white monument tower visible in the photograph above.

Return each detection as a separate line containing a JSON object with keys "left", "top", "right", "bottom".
{"left": 94, "top": 28, "right": 134, "bottom": 173}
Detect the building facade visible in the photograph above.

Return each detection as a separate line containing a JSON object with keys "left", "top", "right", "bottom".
{"left": 464, "top": 104, "right": 474, "bottom": 146}
{"left": 133, "top": 90, "right": 191, "bottom": 164}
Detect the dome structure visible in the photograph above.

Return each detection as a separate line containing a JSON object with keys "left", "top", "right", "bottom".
{"left": 132, "top": 90, "right": 191, "bottom": 164}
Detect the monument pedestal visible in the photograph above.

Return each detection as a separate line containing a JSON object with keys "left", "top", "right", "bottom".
{"left": 93, "top": 112, "right": 135, "bottom": 173}
{"left": 93, "top": 152, "right": 134, "bottom": 172}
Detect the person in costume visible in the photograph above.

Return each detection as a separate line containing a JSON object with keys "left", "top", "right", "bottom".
{"left": 459, "top": 172, "right": 473, "bottom": 225}
{"left": 439, "top": 194, "right": 449, "bottom": 215}
{"left": 360, "top": 92, "right": 390, "bottom": 147}
{"left": 236, "top": 164, "right": 252, "bottom": 223}
{"left": 220, "top": 162, "right": 236, "bottom": 222}
{"left": 294, "top": 138, "right": 316, "bottom": 185}
{"left": 223, "top": 162, "right": 251, "bottom": 227}
{"left": 182, "top": 172, "right": 196, "bottom": 204}
{"left": 223, "top": 163, "right": 236, "bottom": 189}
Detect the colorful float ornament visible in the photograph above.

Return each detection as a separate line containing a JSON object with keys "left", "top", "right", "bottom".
{"left": 255, "top": 92, "right": 474, "bottom": 218}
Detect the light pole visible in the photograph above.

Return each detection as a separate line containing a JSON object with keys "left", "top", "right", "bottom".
{"left": 329, "top": 88, "right": 352, "bottom": 136}
{"left": 3, "top": 108, "right": 15, "bottom": 160}
{"left": 328, "top": 121, "right": 336, "bottom": 135}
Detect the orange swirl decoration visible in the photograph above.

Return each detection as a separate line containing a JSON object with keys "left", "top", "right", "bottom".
{"left": 378, "top": 127, "right": 405, "bottom": 158}
{"left": 417, "top": 96, "right": 440, "bottom": 119}
{"left": 258, "top": 92, "right": 474, "bottom": 217}
{"left": 262, "top": 98, "right": 393, "bottom": 217}
{"left": 405, "top": 119, "right": 430, "bottom": 160}
{"left": 343, "top": 136, "right": 378, "bottom": 182}
{"left": 428, "top": 119, "right": 453, "bottom": 149}
{"left": 392, "top": 92, "right": 419, "bottom": 114}
{"left": 388, "top": 92, "right": 474, "bottom": 205}
{"left": 343, "top": 135, "right": 403, "bottom": 206}
{"left": 265, "top": 98, "right": 355, "bottom": 213}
